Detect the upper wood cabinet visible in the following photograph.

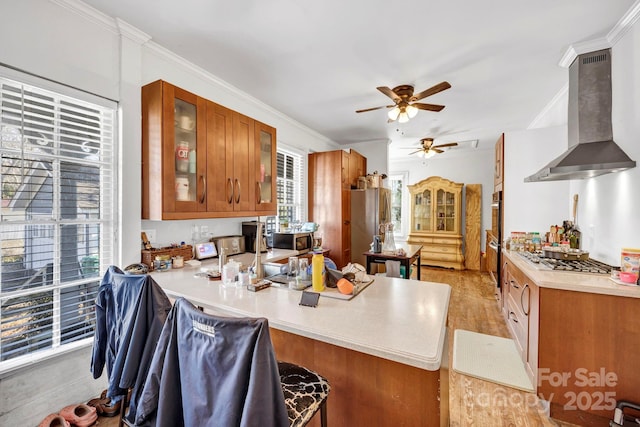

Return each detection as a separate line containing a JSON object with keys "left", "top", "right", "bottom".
{"left": 142, "top": 80, "right": 277, "bottom": 220}
{"left": 348, "top": 150, "right": 366, "bottom": 189}
{"left": 254, "top": 121, "right": 277, "bottom": 212}
{"left": 494, "top": 133, "right": 504, "bottom": 191}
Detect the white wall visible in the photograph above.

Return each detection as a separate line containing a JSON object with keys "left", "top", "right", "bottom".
{"left": 509, "top": 20, "right": 640, "bottom": 266}
{"left": 390, "top": 148, "right": 495, "bottom": 246}
{"left": 503, "top": 126, "right": 570, "bottom": 239}
{"left": 349, "top": 140, "right": 390, "bottom": 177}
{"left": 567, "top": 21, "right": 640, "bottom": 265}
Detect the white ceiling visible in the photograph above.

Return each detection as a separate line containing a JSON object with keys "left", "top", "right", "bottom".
{"left": 82, "top": 0, "right": 635, "bottom": 158}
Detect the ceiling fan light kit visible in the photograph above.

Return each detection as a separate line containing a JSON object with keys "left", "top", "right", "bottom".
{"left": 356, "top": 81, "right": 451, "bottom": 123}
{"left": 406, "top": 137, "right": 459, "bottom": 158}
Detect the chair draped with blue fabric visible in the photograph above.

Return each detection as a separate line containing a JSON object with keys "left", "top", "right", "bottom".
{"left": 90, "top": 265, "right": 172, "bottom": 425}
{"left": 135, "top": 297, "right": 330, "bottom": 427}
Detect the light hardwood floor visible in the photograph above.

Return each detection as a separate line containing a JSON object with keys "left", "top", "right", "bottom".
{"left": 419, "top": 266, "right": 579, "bottom": 427}
{"left": 95, "top": 267, "right": 581, "bottom": 427}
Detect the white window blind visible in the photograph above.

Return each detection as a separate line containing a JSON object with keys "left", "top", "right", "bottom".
{"left": 0, "top": 72, "right": 116, "bottom": 370}
{"left": 276, "top": 148, "right": 303, "bottom": 224}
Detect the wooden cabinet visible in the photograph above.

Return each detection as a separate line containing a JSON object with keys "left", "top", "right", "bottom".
{"left": 502, "top": 257, "right": 538, "bottom": 386}
{"left": 348, "top": 150, "right": 366, "bottom": 188}
{"left": 142, "top": 80, "right": 276, "bottom": 219}
{"left": 494, "top": 133, "right": 504, "bottom": 191}
{"left": 407, "top": 176, "right": 464, "bottom": 269}
{"left": 308, "top": 149, "right": 365, "bottom": 268}
{"left": 254, "top": 121, "right": 277, "bottom": 211}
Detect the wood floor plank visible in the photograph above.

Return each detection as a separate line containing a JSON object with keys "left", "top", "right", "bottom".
{"left": 421, "top": 266, "right": 579, "bottom": 427}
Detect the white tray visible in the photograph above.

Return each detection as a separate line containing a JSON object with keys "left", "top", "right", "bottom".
{"left": 610, "top": 276, "right": 639, "bottom": 286}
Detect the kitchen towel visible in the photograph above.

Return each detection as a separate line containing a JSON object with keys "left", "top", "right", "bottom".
{"left": 452, "top": 329, "right": 534, "bottom": 392}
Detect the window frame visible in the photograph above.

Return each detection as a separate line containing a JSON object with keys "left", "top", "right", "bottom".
{"left": 276, "top": 145, "right": 306, "bottom": 226}
{"left": 0, "top": 67, "right": 118, "bottom": 374}
{"left": 389, "top": 171, "right": 409, "bottom": 240}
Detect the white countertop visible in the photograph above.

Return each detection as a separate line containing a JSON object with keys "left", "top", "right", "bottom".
{"left": 504, "top": 250, "right": 640, "bottom": 298}
{"left": 150, "top": 258, "right": 451, "bottom": 371}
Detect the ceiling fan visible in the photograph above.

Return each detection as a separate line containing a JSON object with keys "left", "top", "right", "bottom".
{"left": 355, "top": 81, "right": 451, "bottom": 123}
{"left": 407, "top": 138, "right": 458, "bottom": 158}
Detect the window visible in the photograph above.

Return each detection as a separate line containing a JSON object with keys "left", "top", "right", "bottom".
{"left": 389, "top": 172, "right": 409, "bottom": 238}
{"left": 0, "top": 70, "right": 116, "bottom": 371}
{"left": 276, "top": 148, "right": 303, "bottom": 226}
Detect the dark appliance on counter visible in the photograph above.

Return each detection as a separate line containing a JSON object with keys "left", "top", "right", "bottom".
{"left": 242, "top": 221, "right": 269, "bottom": 253}
{"left": 272, "top": 232, "right": 313, "bottom": 254}
{"left": 489, "top": 191, "right": 503, "bottom": 288}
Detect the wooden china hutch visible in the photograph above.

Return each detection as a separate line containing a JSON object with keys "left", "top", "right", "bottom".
{"left": 408, "top": 176, "right": 465, "bottom": 269}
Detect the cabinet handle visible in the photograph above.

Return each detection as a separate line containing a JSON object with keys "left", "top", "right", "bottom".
{"left": 235, "top": 179, "right": 241, "bottom": 204}
{"left": 256, "top": 182, "right": 261, "bottom": 204}
{"left": 521, "top": 283, "right": 530, "bottom": 316}
{"left": 200, "top": 175, "right": 206, "bottom": 204}
{"left": 226, "top": 178, "right": 233, "bottom": 204}
{"left": 511, "top": 280, "right": 520, "bottom": 289}
{"left": 509, "top": 311, "right": 518, "bottom": 323}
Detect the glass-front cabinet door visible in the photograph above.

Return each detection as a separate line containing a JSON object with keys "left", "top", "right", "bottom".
{"left": 412, "top": 189, "right": 432, "bottom": 232}
{"left": 174, "top": 98, "right": 197, "bottom": 203}
{"left": 254, "top": 121, "right": 277, "bottom": 211}
{"left": 168, "top": 87, "right": 206, "bottom": 214}
{"left": 436, "top": 189, "right": 456, "bottom": 231}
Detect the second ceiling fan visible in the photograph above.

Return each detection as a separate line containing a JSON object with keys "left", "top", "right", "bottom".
{"left": 356, "top": 81, "right": 451, "bottom": 123}
{"left": 408, "top": 138, "right": 458, "bottom": 158}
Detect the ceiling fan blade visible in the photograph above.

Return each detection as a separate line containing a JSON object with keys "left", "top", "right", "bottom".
{"left": 432, "top": 148, "right": 444, "bottom": 154}
{"left": 432, "top": 142, "right": 458, "bottom": 149}
{"left": 407, "top": 149, "right": 423, "bottom": 155}
{"left": 413, "top": 103, "right": 445, "bottom": 112}
{"left": 377, "top": 86, "right": 401, "bottom": 102}
{"left": 356, "top": 105, "right": 393, "bottom": 113}
{"left": 411, "top": 81, "right": 451, "bottom": 101}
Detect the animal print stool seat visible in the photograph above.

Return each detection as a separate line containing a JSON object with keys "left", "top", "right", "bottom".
{"left": 278, "top": 361, "right": 330, "bottom": 427}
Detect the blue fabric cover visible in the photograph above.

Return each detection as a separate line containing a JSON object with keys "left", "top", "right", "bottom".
{"left": 136, "top": 298, "right": 289, "bottom": 427}
{"left": 90, "top": 265, "right": 172, "bottom": 424}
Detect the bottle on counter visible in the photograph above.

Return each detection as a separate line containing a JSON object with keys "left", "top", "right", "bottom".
{"left": 312, "top": 253, "right": 325, "bottom": 292}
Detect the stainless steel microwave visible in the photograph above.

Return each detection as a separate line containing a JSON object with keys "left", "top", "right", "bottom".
{"left": 272, "top": 232, "right": 312, "bottom": 253}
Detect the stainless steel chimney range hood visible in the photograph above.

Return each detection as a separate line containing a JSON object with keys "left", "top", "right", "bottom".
{"left": 525, "top": 49, "right": 635, "bottom": 182}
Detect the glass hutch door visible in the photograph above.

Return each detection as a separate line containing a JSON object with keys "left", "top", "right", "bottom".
{"left": 413, "top": 189, "right": 432, "bottom": 232}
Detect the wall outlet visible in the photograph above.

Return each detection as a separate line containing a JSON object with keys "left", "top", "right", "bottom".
{"left": 142, "top": 229, "right": 156, "bottom": 244}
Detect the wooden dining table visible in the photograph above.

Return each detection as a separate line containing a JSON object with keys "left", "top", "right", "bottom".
{"left": 363, "top": 243, "right": 423, "bottom": 280}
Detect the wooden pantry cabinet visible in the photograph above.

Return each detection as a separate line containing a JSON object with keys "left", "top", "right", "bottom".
{"left": 308, "top": 149, "right": 367, "bottom": 268}
{"left": 142, "top": 80, "right": 276, "bottom": 220}
{"left": 407, "top": 176, "right": 464, "bottom": 269}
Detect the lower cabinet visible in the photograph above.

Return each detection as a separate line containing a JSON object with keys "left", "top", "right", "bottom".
{"left": 503, "top": 252, "right": 640, "bottom": 424}
{"left": 503, "top": 259, "right": 537, "bottom": 384}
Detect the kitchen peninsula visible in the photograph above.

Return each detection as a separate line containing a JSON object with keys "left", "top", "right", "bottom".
{"left": 150, "top": 262, "right": 451, "bottom": 427}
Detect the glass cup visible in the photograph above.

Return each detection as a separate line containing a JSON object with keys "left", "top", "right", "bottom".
{"left": 299, "top": 258, "right": 309, "bottom": 280}
{"left": 288, "top": 256, "right": 299, "bottom": 277}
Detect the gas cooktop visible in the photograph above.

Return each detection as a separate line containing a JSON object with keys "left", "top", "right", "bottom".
{"left": 517, "top": 251, "right": 613, "bottom": 274}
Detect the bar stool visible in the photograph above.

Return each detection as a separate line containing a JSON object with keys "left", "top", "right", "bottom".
{"left": 135, "top": 297, "right": 330, "bottom": 427}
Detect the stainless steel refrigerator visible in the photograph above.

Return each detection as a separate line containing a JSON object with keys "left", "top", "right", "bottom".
{"left": 351, "top": 188, "right": 391, "bottom": 266}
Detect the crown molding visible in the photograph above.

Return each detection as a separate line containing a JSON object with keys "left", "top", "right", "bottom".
{"left": 144, "top": 41, "right": 335, "bottom": 144}
{"left": 116, "top": 18, "right": 151, "bottom": 44}
{"left": 51, "top": 0, "right": 334, "bottom": 145}
{"left": 528, "top": 83, "right": 568, "bottom": 129}
{"left": 50, "top": 0, "right": 117, "bottom": 34}
{"left": 559, "top": 0, "right": 640, "bottom": 67}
